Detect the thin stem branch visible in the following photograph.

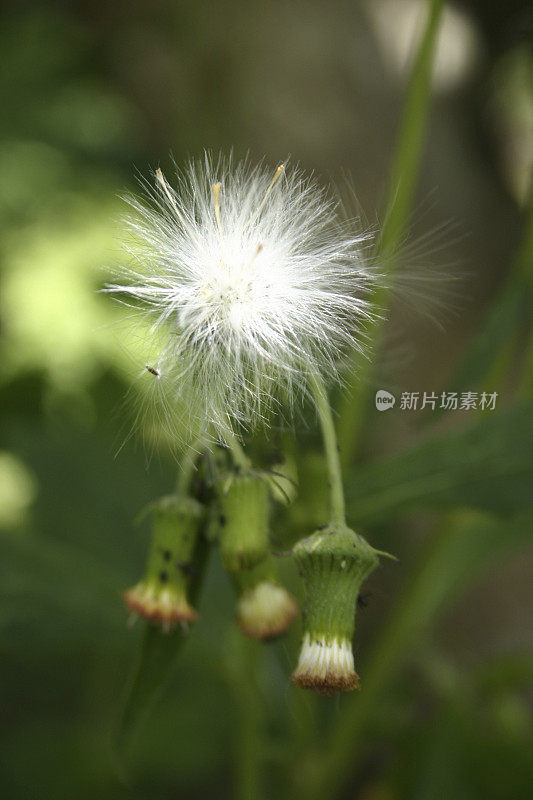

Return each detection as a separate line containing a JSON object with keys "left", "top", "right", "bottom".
{"left": 234, "top": 638, "right": 264, "bottom": 800}
{"left": 225, "top": 431, "right": 249, "bottom": 471}
{"left": 309, "top": 371, "right": 346, "bottom": 526}
{"left": 176, "top": 438, "right": 204, "bottom": 495}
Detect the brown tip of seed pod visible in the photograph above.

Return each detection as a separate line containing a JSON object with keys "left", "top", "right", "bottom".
{"left": 291, "top": 669, "right": 360, "bottom": 694}
{"left": 123, "top": 583, "right": 198, "bottom": 628}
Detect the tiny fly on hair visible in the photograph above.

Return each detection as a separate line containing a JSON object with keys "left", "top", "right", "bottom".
{"left": 145, "top": 365, "right": 160, "bottom": 377}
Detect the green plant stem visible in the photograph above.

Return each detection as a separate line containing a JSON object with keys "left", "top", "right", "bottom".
{"left": 309, "top": 371, "right": 346, "bottom": 526}
{"left": 225, "top": 431, "right": 249, "bottom": 470}
{"left": 233, "top": 636, "right": 264, "bottom": 800}
{"left": 176, "top": 438, "right": 204, "bottom": 495}
{"left": 338, "top": 0, "right": 445, "bottom": 467}
{"left": 221, "top": 436, "right": 262, "bottom": 798}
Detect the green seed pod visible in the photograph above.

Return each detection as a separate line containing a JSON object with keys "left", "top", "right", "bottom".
{"left": 217, "top": 472, "right": 270, "bottom": 572}
{"left": 291, "top": 523, "right": 380, "bottom": 693}
{"left": 233, "top": 556, "right": 298, "bottom": 640}
{"left": 123, "top": 495, "right": 204, "bottom": 630}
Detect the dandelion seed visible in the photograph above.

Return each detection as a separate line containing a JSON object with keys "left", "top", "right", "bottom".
{"left": 106, "top": 153, "right": 376, "bottom": 443}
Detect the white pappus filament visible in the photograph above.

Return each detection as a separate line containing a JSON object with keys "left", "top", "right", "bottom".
{"left": 293, "top": 633, "right": 357, "bottom": 681}
{"left": 106, "top": 153, "right": 376, "bottom": 442}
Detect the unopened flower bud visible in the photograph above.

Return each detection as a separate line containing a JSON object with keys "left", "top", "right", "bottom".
{"left": 233, "top": 557, "right": 298, "bottom": 640}
{"left": 291, "top": 523, "right": 380, "bottom": 693}
{"left": 217, "top": 472, "right": 270, "bottom": 572}
{"left": 123, "top": 495, "right": 204, "bottom": 629}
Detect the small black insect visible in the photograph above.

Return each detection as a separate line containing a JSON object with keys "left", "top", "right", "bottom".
{"left": 145, "top": 365, "right": 160, "bottom": 377}
{"left": 357, "top": 592, "right": 371, "bottom": 609}
{"left": 177, "top": 561, "right": 198, "bottom": 578}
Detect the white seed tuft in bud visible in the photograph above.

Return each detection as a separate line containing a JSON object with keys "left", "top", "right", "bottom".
{"left": 236, "top": 580, "right": 298, "bottom": 640}
{"left": 291, "top": 633, "right": 360, "bottom": 693}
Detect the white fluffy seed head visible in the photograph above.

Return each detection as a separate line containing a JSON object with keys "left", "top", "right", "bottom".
{"left": 106, "top": 153, "right": 377, "bottom": 444}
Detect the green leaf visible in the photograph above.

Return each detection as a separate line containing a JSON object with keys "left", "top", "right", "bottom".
{"left": 338, "top": 0, "right": 446, "bottom": 464}
{"left": 0, "top": 531, "right": 128, "bottom": 649}
{"left": 113, "top": 623, "right": 187, "bottom": 763}
{"left": 442, "top": 274, "right": 526, "bottom": 398}
{"left": 346, "top": 401, "right": 533, "bottom": 524}
{"left": 439, "top": 197, "right": 533, "bottom": 406}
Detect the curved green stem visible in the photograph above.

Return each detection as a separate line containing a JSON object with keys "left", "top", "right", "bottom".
{"left": 309, "top": 371, "right": 346, "bottom": 526}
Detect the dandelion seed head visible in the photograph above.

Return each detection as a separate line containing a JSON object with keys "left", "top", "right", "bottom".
{"left": 106, "top": 153, "right": 376, "bottom": 443}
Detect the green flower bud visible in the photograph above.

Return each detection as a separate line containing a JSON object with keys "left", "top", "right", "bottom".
{"left": 123, "top": 495, "right": 204, "bottom": 630}
{"left": 233, "top": 557, "right": 298, "bottom": 640}
{"left": 217, "top": 472, "right": 270, "bottom": 572}
{"left": 291, "top": 523, "right": 380, "bottom": 693}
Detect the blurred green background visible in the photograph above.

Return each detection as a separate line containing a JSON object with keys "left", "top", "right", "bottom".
{"left": 1, "top": 2, "right": 532, "bottom": 799}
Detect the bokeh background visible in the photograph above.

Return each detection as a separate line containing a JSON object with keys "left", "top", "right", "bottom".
{"left": 1, "top": 2, "right": 532, "bottom": 799}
